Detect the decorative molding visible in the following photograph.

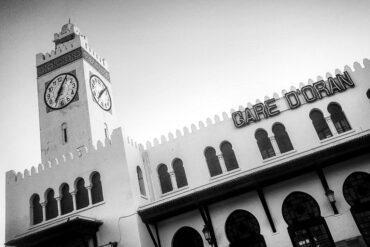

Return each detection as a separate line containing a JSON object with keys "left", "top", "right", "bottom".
{"left": 37, "top": 48, "right": 110, "bottom": 82}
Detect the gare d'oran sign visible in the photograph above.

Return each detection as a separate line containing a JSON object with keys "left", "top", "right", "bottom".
{"left": 232, "top": 71, "right": 355, "bottom": 128}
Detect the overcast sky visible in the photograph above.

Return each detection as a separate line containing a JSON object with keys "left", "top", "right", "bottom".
{"left": 1, "top": 0, "right": 370, "bottom": 243}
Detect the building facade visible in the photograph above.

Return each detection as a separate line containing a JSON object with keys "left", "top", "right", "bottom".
{"left": 5, "top": 23, "right": 370, "bottom": 247}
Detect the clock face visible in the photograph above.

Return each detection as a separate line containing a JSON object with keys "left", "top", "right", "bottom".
{"left": 90, "top": 75, "right": 112, "bottom": 111}
{"left": 44, "top": 73, "right": 78, "bottom": 109}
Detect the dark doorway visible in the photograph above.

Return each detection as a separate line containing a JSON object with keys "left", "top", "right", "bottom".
{"left": 282, "top": 191, "right": 335, "bottom": 247}
{"left": 225, "top": 209, "right": 266, "bottom": 247}
{"left": 172, "top": 226, "right": 204, "bottom": 247}
{"left": 343, "top": 172, "right": 370, "bottom": 246}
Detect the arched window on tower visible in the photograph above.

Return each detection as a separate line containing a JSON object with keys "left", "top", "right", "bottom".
{"left": 45, "top": 189, "right": 58, "bottom": 220}
{"left": 220, "top": 141, "right": 239, "bottom": 171}
{"left": 204, "top": 146, "right": 222, "bottom": 177}
{"left": 309, "top": 109, "right": 332, "bottom": 140}
{"left": 172, "top": 158, "right": 188, "bottom": 188}
{"left": 272, "top": 123, "right": 293, "bottom": 153}
{"left": 91, "top": 172, "right": 104, "bottom": 204}
{"left": 75, "top": 178, "right": 89, "bottom": 209}
{"left": 104, "top": 122, "right": 109, "bottom": 140}
{"left": 30, "top": 194, "right": 43, "bottom": 225}
{"left": 158, "top": 164, "right": 173, "bottom": 194}
{"left": 255, "top": 129, "right": 275, "bottom": 159}
{"left": 61, "top": 122, "right": 68, "bottom": 144}
{"left": 328, "top": 102, "right": 351, "bottom": 134}
{"left": 60, "top": 183, "right": 73, "bottom": 215}
{"left": 137, "top": 166, "right": 146, "bottom": 196}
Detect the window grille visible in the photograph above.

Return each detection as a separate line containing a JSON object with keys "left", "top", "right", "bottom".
{"left": 204, "top": 146, "right": 222, "bottom": 177}
{"left": 220, "top": 141, "right": 239, "bottom": 171}
{"left": 327, "top": 103, "right": 351, "bottom": 134}
{"left": 255, "top": 129, "right": 275, "bottom": 159}
{"left": 158, "top": 164, "right": 173, "bottom": 193}
{"left": 172, "top": 159, "right": 188, "bottom": 188}
{"left": 309, "top": 109, "right": 332, "bottom": 140}
{"left": 272, "top": 123, "right": 293, "bottom": 153}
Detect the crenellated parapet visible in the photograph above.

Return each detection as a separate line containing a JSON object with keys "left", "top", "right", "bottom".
{"left": 6, "top": 127, "right": 125, "bottom": 187}
{"left": 143, "top": 59, "right": 370, "bottom": 150}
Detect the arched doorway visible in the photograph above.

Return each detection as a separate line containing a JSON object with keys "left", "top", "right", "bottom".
{"left": 282, "top": 191, "right": 335, "bottom": 247}
{"left": 225, "top": 209, "right": 266, "bottom": 247}
{"left": 343, "top": 172, "right": 370, "bottom": 246}
{"left": 172, "top": 226, "right": 204, "bottom": 247}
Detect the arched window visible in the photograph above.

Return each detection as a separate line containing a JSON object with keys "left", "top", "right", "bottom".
{"left": 60, "top": 183, "right": 73, "bottom": 215}
{"left": 75, "top": 178, "right": 89, "bottom": 209}
{"left": 282, "top": 192, "right": 335, "bottom": 247}
{"left": 367, "top": 89, "right": 370, "bottom": 99}
{"left": 309, "top": 109, "right": 332, "bottom": 140}
{"left": 158, "top": 164, "right": 173, "bottom": 194}
{"left": 30, "top": 194, "right": 43, "bottom": 225}
{"left": 343, "top": 172, "right": 370, "bottom": 245}
{"left": 328, "top": 103, "right": 351, "bottom": 134}
{"left": 61, "top": 122, "right": 68, "bottom": 144}
{"left": 91, "top": 172, "right": 104, "bottom": 204}
{"left": 225, "top": 209, "right": 266, "bottom": 247}
{"left": 204, "top": 147, "right": 222, "bottom": 177}
{"left": 172, "top": 158, "right": 188, "bottom": 188}
{"left": 172, "top": 226, "right": 204, "bottom": 247}
{"left": 137, "top": 166, "right": 146, "bottom": 196}
{"left": 45, "top": 189, "right": 58, "bottom": 220}
{"left": 272, "top": 123, "right": 293, "bottom": 153}
{"left": 104, "top": 122, "right": 109, "bottom": 139}
{"left": 255, "top": 129, "right": 275, "bottom": 159}
{"left": 220, "top": 141, "right": 239, "bottom": 171}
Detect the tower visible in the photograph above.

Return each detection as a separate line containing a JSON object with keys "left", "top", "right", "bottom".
{"left": 36, "top": 22, "right": 116, "bottom": 163}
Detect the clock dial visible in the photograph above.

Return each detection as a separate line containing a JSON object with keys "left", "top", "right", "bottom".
{"left": 44, "top": 73, "right": 78, "bottom": 109}
{"left": 90, "top": 75, "right": 112, "bottom": 111}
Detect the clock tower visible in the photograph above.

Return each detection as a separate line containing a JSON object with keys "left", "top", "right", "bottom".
{"left": 36, "top": 22, "right": 117, "bottom": 163}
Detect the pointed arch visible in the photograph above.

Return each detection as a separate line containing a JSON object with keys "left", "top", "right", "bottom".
{"left": 158, "top": 164, "right": 173, "bottom": 194}
{"left": 255, "top": 129, "right": 275, "bottom": 159}
{"left": 59, "top": 183, "right": 73, "bottom": 215}
{"left": 309, "top": 109, "right": 332, "bottom": 140}
{"left": 137, "top": 166, "right": 146, "bottom": 196}
{"left": 75, "top": 177, "right": 89, "bottom": 209}
{"left": 45, "top": 189, "right": 58, "bottom": 220}
{"left": 90, "top": 172, "right": 103, "bottom": 204}
{"left": 172, "top": 158, "right": 188, "bottom": 188}
{"left": 30, "top": 193, "right": 43, "bottom": 225}
{"left": 327, "top": 102, "right": 351, "bottom": 134}
{"left": 272, "top": 123, "right": 293, "bottom": 153}
{"left": 204, "top": 146, "right": 222, "bottom": 177}
{"left": 220, "top": 141, "right": 239, "bottom": 171}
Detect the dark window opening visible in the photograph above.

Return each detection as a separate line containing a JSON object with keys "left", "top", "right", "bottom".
{"left": 204, "top": 146, "right": 222, "bottom": 177}
{"left": 30, "top": 194, "right": 43, "bottom": 225}
{"left": 172, "top": 227, "right": 204, "bottom": 247}
{"left": 91, "top": 172, "right": 104, "bottom": 204}
{"left": 158, "top": 164, "right": 173, "bottom": 194}
{"left": 272, "top": 123, "right": 293, "bottom": 153}
{"left": 366, "top": 89, "right": 370, "bottom": 99}
{"left": 45, "top": 189, "right": 58, "bottom": 220}
{"left": 327, "top": 103, "right": 351, "bottom": 134}
{"left": 75, "top": 178, "right": 89, "bottom": 209}
{"left": 62, "top": 123, "right": 68, "bottom": 144}
{"left": 220, "top": 141, "right": 239, "bottom": 171}
{"left": 255, "top": 129, "right": 275, "bottom": 159}
{"left": 60, "top": 183, "right": 73, "bottom": 215}
{"left": 137, "top": 166, "right": 146, "bottom": 196}
{"left": 172, "top": 158, "right": 188, "bottom": 188}
{"left": 309, "top": 109, "right": 332, "bottom": 140}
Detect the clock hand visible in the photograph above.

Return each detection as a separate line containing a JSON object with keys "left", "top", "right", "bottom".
{"left": 98, "top": 88, "right": 107, "bottom": 100}
{"left": 55, "top": 75, "right": 67, "bottom": 105}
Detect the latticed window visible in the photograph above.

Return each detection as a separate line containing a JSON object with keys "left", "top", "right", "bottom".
{"left": 158, "top": 164, "right": 173, "bottom": 193}
{"left": 137, "top": 166, "right": 146, "bottom": 196}
{"left": 282, "top": 192, "right": 335, "bottom": 247}
{"left": 327, "top": 103, "right": 351, "bottom": 134}
{"left": 220, "top": 141, "right": 239, "bottom": 171}
{"left": 45, "top": 189, "right": 58, "bottom": 220}
{"left": 309, "top": 109, "right": 332, "bottom": 140}
{"left": 272, "top": 123, "right": 293, "bottom": 153}
{"left": 75, "top": 178, "right": 89, "bottom": 209}
{"left": 172, "top": 159, "right": 188, "bottom": 188}
{"left": 91, "top": 172, "right": 103, "bottom": 204}
{"left": 255, "top": 129, "right": 275, "bottom": 159}
{"left": 204, "top": 146, "right": 222, "bottom": 177}
{"left": 30, "top": 194, "right": 43, "bottom": 225}
{"left": 60, "top": 183, "right": 73, "bottom": 215}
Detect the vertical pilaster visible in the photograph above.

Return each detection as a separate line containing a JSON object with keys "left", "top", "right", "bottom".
{"left": 56, "top": 197, "right": 61, "bottom": 216}
{"left": 325, "top": 116, "right": 337, "bottom": 136}
{"left": 87, "top": 186, "right": 93, "bottom": 205}
{"left": 71, "top": 191, "right": 77, "bottom": 210}
{"left": 270, "top": 136, "right": 281, "bottom": 155}
{"left": 169, "top": 170, "right": 178, "bottom": 190}
{"left": 217, "top": 154, "right": 227, "bottom": 172}
{"left": 41, "top": 202, "right": 46, "bottom": 221}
